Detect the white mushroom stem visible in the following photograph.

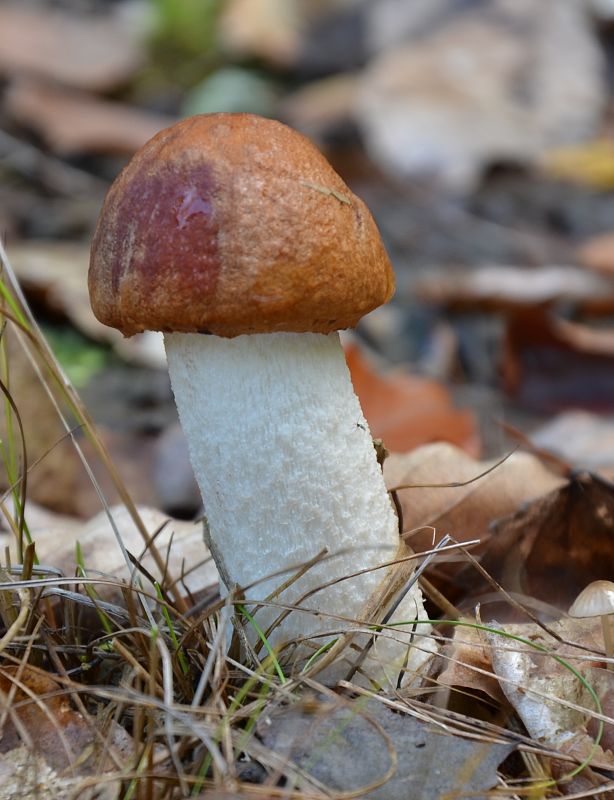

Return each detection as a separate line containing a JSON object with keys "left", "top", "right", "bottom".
{"left": 165, "top": 331, "right": 433, "bottom": 682}
{"left": 601, "top": 616, "right": 614, "bottom": 671}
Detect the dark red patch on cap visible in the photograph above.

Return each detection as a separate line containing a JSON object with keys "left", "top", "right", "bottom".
{"left": 106, "top": 155, "right": 220, "bottom": 314}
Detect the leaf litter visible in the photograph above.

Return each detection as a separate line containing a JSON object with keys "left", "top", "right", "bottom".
{"left": 0, "top": 239, "right": 612, "bottom": 797}
{"left": 2, "top": 1, "right": 614, "bottom": 795}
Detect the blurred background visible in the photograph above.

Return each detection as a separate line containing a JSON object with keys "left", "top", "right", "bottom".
{"left": 1, "top": 0, "right": 614, "bottom": 521}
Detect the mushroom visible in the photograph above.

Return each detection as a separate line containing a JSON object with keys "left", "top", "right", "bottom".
{"left": 88, "top": 113, "right": 433, "bottom": 682}
{"left": 569, "top": 580, "right": 614, "bottom": 671}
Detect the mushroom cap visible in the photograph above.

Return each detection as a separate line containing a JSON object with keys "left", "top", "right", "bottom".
{"left": 569, "top": 580, "right": 614, "bottom": 618}
{"left": 89, "top": 113, "right": 394, "bottom": 337}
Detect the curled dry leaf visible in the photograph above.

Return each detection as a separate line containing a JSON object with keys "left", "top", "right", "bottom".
{"left": 345, "top": 343, "right": 479, "bottom": 455}
{"left": 383, "top": 442, "right": 565, "bottom": 593}
{"left": 6, "top": 78, "right": 175, "bottom": 157}
{"left": 487, "top": 617, "right": 614, "bottom": 766}
{"left": 0, "top": 5, "right": 143, "bottom": 92}
{"left": 482, "top": 472, "right": 614, "bottom": 610}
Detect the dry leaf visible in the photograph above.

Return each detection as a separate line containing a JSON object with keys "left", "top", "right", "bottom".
{"left": 502, "top": 309, "right": 614, "bottom": 411}
{"left": 7, "top": 240, "right": 166, "bottom": 367}
{"left": 0, "top": 5, "right": 143, "bottom": 92}
{"left": 7, "top": 241, "right": 101, "bottom": 339}
{"left": 357, "top": 1, "right": 604, "bottom": 190}
{"left": 6, "top": 78, "right": 175, "bottom": 156}
{"left": 416, "top": 264, "right": 614, "bottom": 315}
{"left": 0, "top": 322, "right": 165, "bottom": 515}
{"left": 0, "top": 500, "right": 81, "bottom": 561}
{"left": 36, "top": 504, "right": 217, "bottom": 600}
{"left": 280, "top": 73, "right": 360, "bottom": 139}
{"left": 488, "top": 618, "right": 614, "bottom": 765}
{"left": 1, "top": 501, "right": 217, "bottom": 600}
{"left": 482, "top": 472, "right": 614, "bottom": 609}
{"left": 345, "top": 343, "right": 479, "bottom": 454}
{"left": 0, "top": 323, "right": 102, "bottom": 516}
{"left": 437, "top": 624, "right": 505, "bottom": 704}
{"left": 383, "top": 443, "right": 565, "bottom": 592}
{"left": 219, "top": 0, "right": 302, "bottom": 65}
{"left": 0, "top": 666, "right": 133, "bottom": 773}
{"left": 531, "top": 411, "right": 614, "bottom": 481}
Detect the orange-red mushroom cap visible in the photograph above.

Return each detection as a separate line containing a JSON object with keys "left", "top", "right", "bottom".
{"left": 89, "top": 113, "right": 395, "bottom": 338}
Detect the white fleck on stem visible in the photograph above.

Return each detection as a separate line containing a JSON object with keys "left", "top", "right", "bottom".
{"left": 165, "top": 331, "right": 433, "bottom": 682}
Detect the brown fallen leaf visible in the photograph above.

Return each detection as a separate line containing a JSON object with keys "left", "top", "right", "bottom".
{"left": 416, "top": 264, "right": 614, "bottom": 315}
{"left": 0, "top": 5, "right": 144, "bottom": 92}
{"left": 437, "top": 624, "right": 506, "bottom": 704}
{"left": 502, "top": 308, "right": 614, "bottom": 411}
{"left": 588, "top": 686, "right": 614, "bottom": 755}
{"left": 482, "top": 472, "right": 614, "bottom": 610}
{"left": 345, "top": 342, "right": 480, "bottom": 455}
{"left": 0, "top": 665, "right": 132, "bottom": 774}
{"left": 6, "top": 78, "right": 175, "bottom": 157}
{"left": 383, "top": 443, "right": 565, "bottom": 594}
{"left": 554, "top": 771, "right": 614, "bottom": 799}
